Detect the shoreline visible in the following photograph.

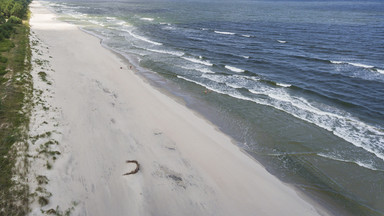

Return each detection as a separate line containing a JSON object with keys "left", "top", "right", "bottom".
{"left": 28, "top": 1, "right": 331, "bottom": 215}
{"left": 94, "top": 25, "right": 345, "bottom": 216}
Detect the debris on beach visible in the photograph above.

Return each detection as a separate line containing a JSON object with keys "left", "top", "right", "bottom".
{"left": 123, "top": 160, "right": 140, "bottom": 175}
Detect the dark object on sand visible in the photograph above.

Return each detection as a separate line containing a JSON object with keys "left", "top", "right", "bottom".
{"left": 124, "top": 160, "right": 140, "bottom": 175}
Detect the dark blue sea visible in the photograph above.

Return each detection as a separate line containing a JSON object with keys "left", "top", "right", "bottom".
{"left": 45, "top": 0, "right": 384, "bottom": 215}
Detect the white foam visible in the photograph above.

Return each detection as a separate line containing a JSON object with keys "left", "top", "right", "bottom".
{"left": 225, "top": 65, "right": 245, "bottom": 73}
{"left": 116, "top": 21, "right": 128, "bottom": 26}
{"left": 276, "top": 83, "right": 291, "bottom": 88}
{"left": 163, "top": 26, "right": 176, "bottom": 31}
{"left": 330, "top": 60, "right": 343, "bottom": 64}
{"left": 146, "top": 48, "right": 184, "bottom": 56}
{"left": 177, "top": 76, "right": 210, "bottom": 88}
{"left": 214, "top": 31, "right": 236, "bottom": 35}
{"left": 140, "top": 17, "right": 154, "bottom": 21}
{"left": 88, "top": 20, "right": 105, "bottom": 27}
{"left": 242, "top": 56, "right": 250, "bottom": 59}
{"left": 248, "top": 85, "right": 384, "bottom": 162}
{"left": 177, "top": 76, "right": 253, "bottom": 102}
{"left": 202, "top": 74, "right": 226, "bottom": 83}
{"left": 266, "top": 92, "right": 292, "bottom": 103}
{"left": 204, "top": 74, "right": 258, "bottom": 90}
{"left": 180, "top": 66, "right": 215, "bottom": 74}
{"left": 226, "top": 83, "right": 244, "bottom": 89}
{"left": 242, "top": 34, "right": 251, "bottom": 38}
{"left": 277, "top": 40, "right": 287, "bottom": 44}
{"left": 182, "top": 57, "right": 213, "bottom": 66}
{"left": 179, "top": 71, "right": 384, "bottom": 163}
{"left": 246, "top": 76, "right": 261, "bottom": 81}
{"left": 127, "top": 31, "right": 162, "bottom": 46}
{"left": 376, "top": 69, "right": 384, "bottom": 74}
{"left": 196, "top": 68, "right": 215, "bottom": 74}
{"left": 349, "top": 62, "right": 374, "bottom": 69}
{"left": 317, "top": 153, "right": 382, "bottom": 171}
{"left": 331, "top": 60, "right": 375, "bottom": 69}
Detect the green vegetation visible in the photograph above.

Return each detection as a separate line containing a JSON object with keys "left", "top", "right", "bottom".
{"left": 8, "top": 15, "right": 22, "bottom": 24}
{"left": 38, "top": 196, "right": 49, "bottom": 206}
{"left": 36, "top": 175, "right": 49, "bottom": 185}
{"left": 0, "top": 0, "right": 32, "bottom": 215}
{"left": 0, "top": 0, "right": 31, "bottom": 19}
{"left": 41, "top": 204, "right": 77, "bottom": 216}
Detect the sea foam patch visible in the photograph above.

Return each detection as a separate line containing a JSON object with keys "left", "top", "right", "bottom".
{"left": 276, "top": 83, "right": 291, "bottom": 88}
{"left": 225, "top": 65, "right": 245, "bottom": 73}
{"left": 140, "top": 17, "right": 154, "bottom": 21}
{"left": 182, "top": 57, "right": 213, "bottom": 66}
{"left": 214, "top": 31, "right": 236, "bottom": 35}
{"left": 127, "top": 31, "right": 163, "bottom": 46}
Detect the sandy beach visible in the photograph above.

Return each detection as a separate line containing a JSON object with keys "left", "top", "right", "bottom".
{"left": 28, "top": 1, "right": 330, "bottom": 215}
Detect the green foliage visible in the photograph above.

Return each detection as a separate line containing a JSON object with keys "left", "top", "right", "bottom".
{"left": 10, "top": 2, "right": 23, "bottom": 18}
{"left": 38, "top": 71, "right": 47, "bottom": 81}
{"left": 0, "top": 22, "right": 15, "bottom": 40}
{"left": 0, "top": 22, "right": 32, "bottom": 215}
{"left": 0, "top": 64, "right": 6, "bottom": 75}
{"left": 0, "top": 39, "right": 14, "bottom": 52}
{"left": 0, "top": 55, "right": 7, "bottom": 63}
{"left": 7, "top": 15, "right": 21, "bottom": 24}
{"left": 36, "top": 175, "right": 49, "bottom": 185}
{"left": 0, "top": 15, "right": 5, "bottom": 24}
{"left": 38, "top": 196, "right": 49, "bottom": 206}
{"left": 0, "top": 0, "right": 31, "bottom": 19}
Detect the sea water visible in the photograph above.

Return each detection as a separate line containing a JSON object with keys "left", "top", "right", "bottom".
{"left": 44, "top": 0, "right": 384, "bottom": 215}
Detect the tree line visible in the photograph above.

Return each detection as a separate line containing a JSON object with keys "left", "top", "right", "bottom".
{"left": 0, "top": 0, "right": 31, "bottom": 19}
{"left": 0, "top": 0, "right": 31, "bottom": 41}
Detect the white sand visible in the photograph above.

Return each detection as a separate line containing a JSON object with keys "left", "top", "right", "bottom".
{"left": 28, "top": 1, "right": 329, "bottom": 216}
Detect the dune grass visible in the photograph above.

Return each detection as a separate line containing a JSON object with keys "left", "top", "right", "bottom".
{"left": 0, "top": 20, "right": 32, "bottom": 215}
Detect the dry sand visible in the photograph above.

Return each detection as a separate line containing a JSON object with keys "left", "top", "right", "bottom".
{"left": 28, "top": 1, "right": 330, "bottom": 216}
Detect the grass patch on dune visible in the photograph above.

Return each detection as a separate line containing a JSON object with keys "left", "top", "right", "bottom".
{"left": 0, "top": 19, "right": 32, "bottom": 216}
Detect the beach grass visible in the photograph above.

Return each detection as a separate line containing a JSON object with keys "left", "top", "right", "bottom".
{"left": 0, "top": 19, "right": 32, "bottom": 215}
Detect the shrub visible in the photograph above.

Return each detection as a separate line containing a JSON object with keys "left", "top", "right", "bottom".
{"left": 0, "top": 65, "right": 7, "bottom": 76}
{"left": 38, "top": 196, "right": 49, "bottom": 206}
{"left": 0, "top": 39, "right": 15, "bottom": 52}
{"left": 0, "top": 15, "right": 5, "bottom": 24}
{"left": 0, "top": 28, "right": 11, "bottom": 39}
{"left": 7, "top": 16, "right": 22, "bottom": 24}
{"left": 0, "top": 55, "right": 8, "bottom": 63}
{"left": 0, "top": 22, "right": 15, "bottom": 39}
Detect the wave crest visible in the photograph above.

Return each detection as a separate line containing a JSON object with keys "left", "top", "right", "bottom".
{"left": 225, "top": 65, "right": 245, "bottom": 73}
{"left": 182, "top": 57, "right": 213, "bottom": 66}
{"left": 214, "top": 31, "right": 236, "bottom": 35}
{"left": 127, "top": 31, "right": 163, "bottom": 46}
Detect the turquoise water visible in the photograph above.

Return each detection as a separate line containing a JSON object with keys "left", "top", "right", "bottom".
{"left": 46, "top": 1, "right": 384, "bottom": 215}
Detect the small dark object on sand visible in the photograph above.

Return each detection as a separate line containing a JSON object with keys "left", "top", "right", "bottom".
{"left": 124, "top": 160, "right": 140, "bottom": 175}
{"left": 120, "top": 66, "right": 123, "bottom": 69}
{"left": 46, "top": 209, "right": 57, "bottom": 214}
